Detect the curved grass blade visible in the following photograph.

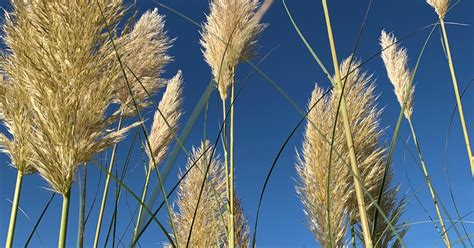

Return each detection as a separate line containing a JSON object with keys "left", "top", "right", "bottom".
{"left": 92, "top": 160, "right": 176, "bottom": 247}
{"left": 444, "top": 79, "right": 474, "bottom": 247}
{"left": 251, "top": 86, "right": 332, "bottom": 247}
{"left": 24, "top": 193, "right": 56, "bottom": 247}
{"left": 372, "top": 20, "right": 437, "bottom": 238}
{"left": 95, "top": 1, "right": 180, "bottom": 245}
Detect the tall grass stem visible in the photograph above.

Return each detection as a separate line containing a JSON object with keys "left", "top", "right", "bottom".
{"left": 229, "top": 75, "right": 236, "bottom": 248}
{"left": 133, "top": 167, "right": 152, "bottom": 246}
{"left": 407, "top": 118, "right": 451, "bottom": 247}
{"left": 6, "top": 171, "right": 23, "bottom": 248}
{"left": 59, "top": 190, "right": 71, "bottom": 248}
{"left": 321, "top": 0, "right": 373, "bottom": 247}
{"left": 94, "top": 115, "right": 123, "bottom": 248}
{"left": 439, "top": 18, "right": 474, "bottom": 176}
{"left": 77, "top": 165, "right": 87, "bottom": 248}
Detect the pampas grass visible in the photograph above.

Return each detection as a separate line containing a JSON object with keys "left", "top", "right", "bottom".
{"left": 426, "top": 0, "right": 474, "bottom": 176}
{"left": 200, "top": 0, "right": 265, "bottom": 100}
{"left": 201, "top": 1, "right": 265, "bottom": 246}
{"left": 427, "top": 0, "right": 450, "bottom": 19}
{"left": 171, "top": 141, "right": 249, "bottom": 247}
{"left": 113, "top": 8, "right": 173, "bottom": 116}
{"left": 380, "top": 30, "right": 452, "bottom": 247}
{"left": 133, "top": 70, "right": 184, "bottom": 243}
{"left": 2, "top": 0, "right": 137, "bottom": 246}
{"left": 0, "top": 74, "right": 36, "bottom": 248}
{"left": 94, "top": 8, "right": 173, "bottom": 246}
{"left": 320, "top": 1, "right": 373, "bottom": 245}
{"left": 296, "top": 58, "right": 407, "bottom": 247}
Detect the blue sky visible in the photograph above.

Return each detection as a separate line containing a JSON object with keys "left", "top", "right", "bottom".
{"left": 0, "top": 0, "right": 473, "bottom": 247}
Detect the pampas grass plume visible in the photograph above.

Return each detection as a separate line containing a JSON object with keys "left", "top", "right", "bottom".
{"left": 114, "top": 8, "right": 173, "bottom": 115}
{"left": 427, "top": 0, "right": 450, "bottom": 18}
{"left": 171, "top": 140, "right": 249, "bottom": 247}
{"left": 3, "top": 0, "right": 134, "bottom": 195}
{"left": 200, "top": 0, "right": 265, "bottom": 100}
{"left": 147, "top": 71, "right": 183, "bottom": 168}
{"left": 297, "top": 58, "right": 407, "bottom": 247}
{"left": 380, "top": 31, "right": 415, "bottom": 119}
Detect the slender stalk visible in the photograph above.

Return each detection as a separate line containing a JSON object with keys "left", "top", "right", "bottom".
{"left": 94, "top": 115, "right": 123, "bottom": 248}
{"left": 59, "top": 190, "right": 71, "bottom": 248}
{"left": 407, "top": 119, "right": 451, "bottom": 247}
{"left": 77, "top": 165, "right": 87, "bottom": 248}
{"left": 439, "top": 18, "right": 474, "bottom": 176}
{"left": 221, "top": 97, "right": 233, "bottom": 246}
{"left": 132, "top": 167, "right": 152, "bottom": 246}
{"left": 6, "top": 171, "right": 23, "bottom": 248}
{"left": 229, "top": 73, "right": 235, "bottom": 248}
{"left": 320, "top": 1, "right": 373, "bottom": 247}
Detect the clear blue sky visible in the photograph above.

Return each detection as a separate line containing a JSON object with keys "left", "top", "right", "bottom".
{"left": 0, "top": 0, "right": 473, "bottom": 247}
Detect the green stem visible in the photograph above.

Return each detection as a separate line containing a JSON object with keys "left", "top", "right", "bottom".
{"left": 132, "top": 167, "right": 152, "bottom": 247}
{"left": 439, "top": 18, "right": 474, "bottom": 176}
{"left": 229, "top": 74, "right": 235, "bottom": 248}
{"left": 6, "top": 171, "right": 23, "bottom": 248}
{"left": 321, "top": 0, "right": 373, "bottom": 247}
{"left": 59, "top": 190, "right": 71, "bottom": 248}
{"left": 77, "top": 165, "right": 87, "bottom": 248}
{"left": 94, "top": 115, "right": 123, "bottom": 248}
{"left": 407, "top": 119, "right": 451, "bottom": 247}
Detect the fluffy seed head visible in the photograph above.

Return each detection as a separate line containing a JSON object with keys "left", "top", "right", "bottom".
{"left": 113, "top": 8, "right": 173, "bottom": 115}
{"left": 0, "top": 75, "right": 36, "bottom": 174}
{"left": 201, "top": 0, "right": 266, "bottom": 100}
{"left": 297, "top": 58, "right": 407, "bottom": 246}
{"left": 2, "top": 0, "right": 138, "bottom": 194}
{"left": 427, "top": 0, "right": 449, "bottom": 18}
{"left": 171, "top": 141, "right": 249, "bottom": 247}
{"left": 380, "top": 31, "right": 415, "bottom": 119}
{"left": 147, "top": 71, "right": 183, "bottom": 168}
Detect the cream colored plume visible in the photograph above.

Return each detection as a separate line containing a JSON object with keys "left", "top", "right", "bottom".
{"left": 427, "top": 0, "right": 449, "bottom": 18}
{"left": 201, "top": 0, "right": 266, "bottom": 100}
{"left": 147, "top": 71, "right": 183, "bottom": 168}
{"left": 380, "top": 31, "right": 415, "bottom": 119}
{"left": 3, "top": 0, "right": 136, "bottom": 194}
{"left": 0, "top": 75, "right": 35, "bottom": 175}
{"left": 113, "top": 8, "right": 173, "bottom": 116}
{"left": 171, "top": 141, "right": 249, "bottom": 247}
{"left": 297, "top": 58, "right": 407, "bottom": 246}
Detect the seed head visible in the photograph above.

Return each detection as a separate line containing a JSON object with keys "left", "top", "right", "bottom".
{"left": 201, "top": 0, "right": 266, "bottom": 100}
{"left": 380, "top": 30, "right": 415, "bottom": 119}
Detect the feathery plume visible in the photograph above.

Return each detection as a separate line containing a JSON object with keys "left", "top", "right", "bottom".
{"left": 380, "top": 31, "right": 415, "bottom": 119}
{"left": 0, "top": 77, "right": 35, "bottom": 175}
{"left": 427, "top": 0, "right": 450, "bottom": 18}
{"left": 147, "top": 71, "right": 183, "bottom": 168}
{"left": 3, "top": 0, "right": 134, "bottom": 195}
{"left": 297, "top": 58, "right": 407, "bottom": 246}
{"left": 200, "top": 0, "right": 266, "bottom": 100}
{"left": 296, "top": 85, "right": 352, "bottom": 247}
{"left": 113, "top": 8, "right": 173, "bottom": 115}
{"left": 171, "top": 141, "right": 249, "bottom": 247}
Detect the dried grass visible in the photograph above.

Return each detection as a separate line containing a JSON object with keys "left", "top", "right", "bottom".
{"left": 427, "top": 0, "right": 450, "bottom": 18}
{"left": 147, "top": 71, "right": 183, "bottom": 168}
{"left": 3, "top": 0, "right": 136, "bottom": 194}
{"left": 380, "top": 31, "right": 414, "bottom": 119}
{"left": 200, "top": 0, "right": 265, "bottom": 100}
{"left": 297, "top": 58, "right": 407, "bottom": 247}
{"left": 171, "top": 141, "right": 249, "bottom": 247}
{"left": 112, "top": 8, "right": 173, "bottom": 116}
